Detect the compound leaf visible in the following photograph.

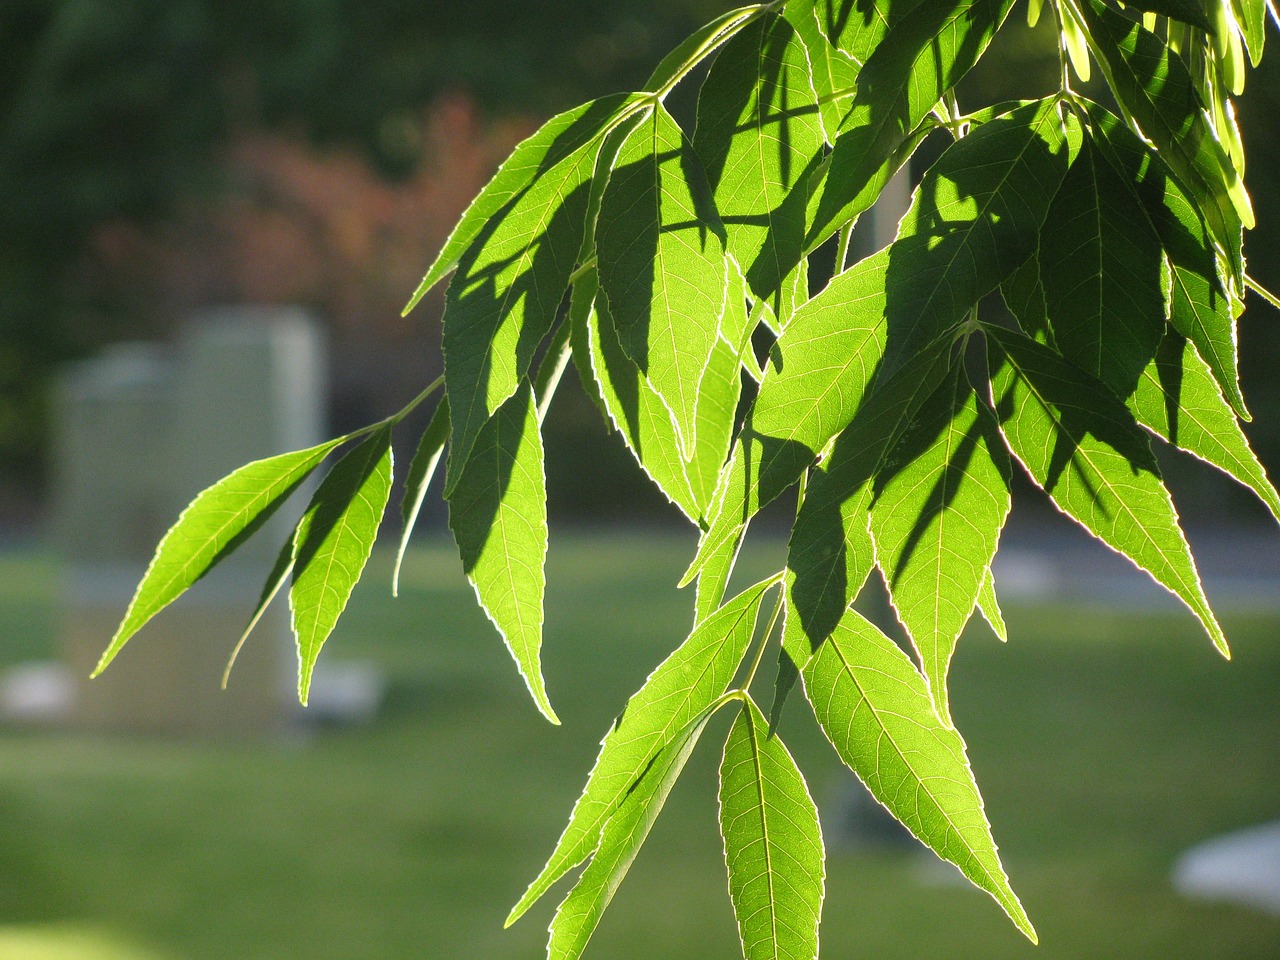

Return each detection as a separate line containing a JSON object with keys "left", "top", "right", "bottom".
{"left": 291, "top": 426, "right": 394, "bottom": 704}
{"left": 986, "top": 326, "right": 1228, "bottom": 656}
{"left": 507, "top": 577, "right": 774, "bottom": 924}
{"left": 94, "top": 435, "right": 346, "bottom": 677}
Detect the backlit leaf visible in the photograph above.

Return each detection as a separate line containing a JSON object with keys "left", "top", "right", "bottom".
{"left": 719, "top": 698, "right": 824, "bottom": 960}
{"left": 291, "top": 426, "right": 394, "bottom": 704}
{"left": 597, "top": 103, "right": 728, "bottom": 460}
{"left": 447, "top": 389, "right": 557, "bottom": 722}
{"left": 870, "top": 366, "right": 1012, "bottom": 724}
{"left": 801, "top": 605, "right": 1036, "bottom": 941}
{"left": 393, "top": 397, "right": 450, "bottom": 596}
{"left": 507, "top": 578, "right": 774, "bottom": 924}
{"left": 986, "top": 326, "right": 1228, "bottom": 656}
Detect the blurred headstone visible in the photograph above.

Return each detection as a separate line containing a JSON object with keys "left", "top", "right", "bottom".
{"left": 50, "top": 308, "right": 326, "bottom": 733}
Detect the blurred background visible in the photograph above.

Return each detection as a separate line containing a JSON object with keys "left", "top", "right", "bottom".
{"left": 0, "top": 2, "right": 1277, "bottom": 958}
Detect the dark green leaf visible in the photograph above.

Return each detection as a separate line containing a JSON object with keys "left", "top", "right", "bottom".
{"left": 719, "top": 698, "right": 824, "bottom": 960}
{"left": 694, "top": 14, "right": 826, "bottom": 316}
{"left": 804, "top": 0, "right": 1017, "bottom": 249}
{"left": 801, "top": 605, "right": 1036, "bottom": 941}
{"left": 95, "top": 436, "right": 345, "bottom": 678}
{"left": 447, "top": 389, "right": 557, "bottom": 722}
{"left": 596, "top": 104, "right": 729, "bottom": 460}
{"left": 1123, "top": 0, "right": 1214, "bottom": 31}
{"left": 507, "top": 578, "right": 774, "bottom": 924}
{"left": 291, "top": 426, "right": 394, "bottom": 704}
{"left": 1080, "top": 0, "right": 1251, "bottom": 278}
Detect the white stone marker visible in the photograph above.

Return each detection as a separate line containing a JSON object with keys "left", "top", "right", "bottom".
{"left": 51, "top": 309, "right": 326, "bottom": 733}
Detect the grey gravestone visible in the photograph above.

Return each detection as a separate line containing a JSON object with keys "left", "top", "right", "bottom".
{"left": 51, "top": 309, "right": 326, "bottom": 733}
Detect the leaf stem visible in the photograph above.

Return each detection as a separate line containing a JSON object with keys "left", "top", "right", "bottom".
{"left": 649, "top": 3, "right": 776, "bottom": 101}
{"left": 1246, "top": 273, "right": 1280, "bottom": 311}
{"left": 740, "top": 577, "right": 787, "bottom": 693}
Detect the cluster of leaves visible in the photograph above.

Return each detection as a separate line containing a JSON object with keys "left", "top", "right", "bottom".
{"left": 98, "top": 1, "right": 1280, "bottom": 957}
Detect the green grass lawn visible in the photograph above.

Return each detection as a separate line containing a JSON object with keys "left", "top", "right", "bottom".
{"left": 0, "top": 534, "right": 1276, "bottom": 959}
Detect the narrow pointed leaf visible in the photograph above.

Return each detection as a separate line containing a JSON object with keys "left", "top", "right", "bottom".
{"left": 986, "top": 326, "right": 1228, "bottom": 656}
{"left": 1038, "top": 135, "right": 1166, "bottom": 398}
{"left": 694, "top": 13, "right": 826, "bottom": 316}
{"left": 95, "top": 435, "right": 345, "bottom": 677}
{"left": 393, "top": 397, "right": 450, "bottom": 596}
{"left": 596, "top": 103, "right": 728, "bottom": 460}
{"left": 404, "top": 94, "right": 640, "bottom": 315}
{"left": 223, "top": 534, "right": 295, "bottom": 688}
{"left": 801, "top": 605, "right": 1036, "bottom": 942}
{"left": 644, "top": 6, "right": 766, "bottom": 91}
{"left": 689, "top": 246, "right": 892, "bottom": 586}
{"left": 870, "top": 367, "right": 1012, "bottom": 724}
{"left": 507, "top": 578, "right": 773, "bottom": 924}
{"left": 786, "top": 343, "right": 954, "bottom": 653}
{"left": 1234, "top": 0, "right": 1267, "bottom": 66}
{"left": 291, "top": 426, "right": 394, "bottom": 704}
{"left": 588, "top": 277, "right": 739, "bottom": 524}
{"left": 443, "top": 97, "right": 640, "bottom": 492}
{"left": 1130, "top": 331, "right": 1280, "bottom": 522}
{"left": 447, "top": 389, "right": 557, "bottom": 722}
{"left": 548, "top": 707, "right": 718, "bottom": 960}
{"left": 976, "top": 568, "right": 1007, "bottom": 642}
{"left": 719, "top": 698, "right": 824, "bottom": 960}
{"left": 1086, "top": 102, "right": 1247, "bottom": 416}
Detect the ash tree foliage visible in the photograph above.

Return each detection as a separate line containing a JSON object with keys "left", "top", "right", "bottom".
{"left": 96, "top": 0, "right": 1280, "bottom": 956}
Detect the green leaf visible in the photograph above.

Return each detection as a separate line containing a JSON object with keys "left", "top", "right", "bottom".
{"left": 94, "top": 436, "right": 345, "bottom": 678}
{"left": 447, "top": 388, "right": 557, "bottom": 722}
{"left": 804, "top": 0, "right": 1017, "bottom": 249}
{"left": 547, "top": 706, "right": 719, "bottom": 960}
{"left": 222, "top": 533, "right": 296, "bottom": 689}
{"left": 976, "top": 568, "right": 1007, "bottom": 642}
{"left": 986, "top": 326, "right": 1228, "bottom": 657}
{"left": 507, "top": 577, "right": 774, "bottom": 925}
{"left": 880, "top": 97, "right": 1080, "bottom": 376}
{"left": 596, "top": 103, "right": 728, "bottom": 461}
{"left": 694, "top": 13, "right": 826, "bottom": 316}
{"left": 687, "top": 247, "right": 892, "bottom": 591}
{"left": 1038, "top": 133, "right": 1167, "bottom": 399}
{"left": 1130, "top": 330, "right": 1280, "bottom": 522}
{"left": 442, "top": 95, "right": 638, "bottom": 492}
{"left": 1086, "top": 102, "right": 1248, "bottom": 417}
{"left": 290, "top": 426, "right": 394, "bottom": 704}
{"left": 1080, "top": 0, "right": 1252, "bottom": 274}
{"left": 393, "top": 397, "right": 450, "bottom": 597}
{"left": 719, "top": 698, "right": 824, "bottom": 960}
{"left": 644, "top": 5, "right": 766, "bottom": 91}
{"left": 801, "top": 605, "right": 1036, "bottom": 942}
{"left": 1233, "top": 0, "right": 1267, "bottom": 66}
{"left": 587, "top": 274, "right": 739, "bottom": 524}
{"left": 783, "top": 0, "right": 859, "bottom": 139}
{"left": 404, "top": 94, "right": 640, "bottom": 315}
{"left": 870, "top": 366, "right": 1012, "bottom": 724}
{"left": 786, "top": 342, "right": 955, "bottom": 653}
